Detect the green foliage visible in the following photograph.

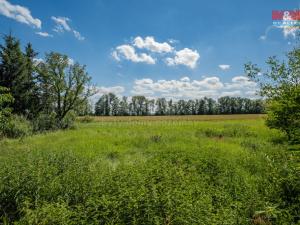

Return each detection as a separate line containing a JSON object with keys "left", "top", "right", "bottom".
{"left": 0, "top": 119, "right": 299, "bottom": 224}
{"left": 31, "top": 112, "right": 58, "bottom": 132}
{"left": 95, "top": 93, "right": 264, "bottom": 116}
{"left": 0, "top": 88, "right": 31, "bottom": 139}
{"left": 1, "top": 115, "right": 32, "bottom": 138}
{"left": 199, "top": 124, "right": 256, "bottom": 139}
{"left": 32, "top": 111, "right": 76, "bottom": 132}
{"left": 36, "top": 52, "right": 93, "bottom": 129}
{"left": 265, "top": 86, "right": 300, "bottom": 143}
{"left": 245, "top": 45, "right": 300, "bottom": 142}
{"left": 0, "top": 34, "right": 38, "bottom": 117}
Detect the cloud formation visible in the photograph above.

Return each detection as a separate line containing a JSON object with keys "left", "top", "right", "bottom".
{"left": 166, "top": 48, "right": 200, "bottom": 69}
{"left": 52, "top": 16, "right": 85, "bottom": 40}
{"left": 112, "top": 36, "right": 200, "bottom": 68}
{"left": 112, "top": 44, "right": 156, "bottom": 64}
{"left": 133, "top": 36, "right": 173, "bottom": 53}
{"left": 0, "top": 0, "right": 41, "bottom": 28}
{"left": 131, "top": 76, "right": 257, "bottom": 99}
{"left": 36, "top": 31, "right": 53, "bottom": 37}
{"left": 218, "top": 64, "right": 230, "bottom": 70}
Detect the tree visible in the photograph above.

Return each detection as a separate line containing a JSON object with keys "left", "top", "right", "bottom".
{"left": 155, "top": 98, "right": 167, "bottom": 115}
{"left": 37, "top": 52, "right": 93, "bottom": 127}
{"left": 0, "top": 86, "right": 13, "bottom": 120}
{"left": 118, "top": 96, "right": 129, "bottom": 116}
{"left": 245, "top": 45, "right": 300, "bottom": 141}
{"left": 131, "top": 96, "right": 147, "bottom": 116}
{"left": 23, "top": 43, "right": 39, "bottom": 118}
{"left": 0, "top": 34, "right": 26, "bottom": 115}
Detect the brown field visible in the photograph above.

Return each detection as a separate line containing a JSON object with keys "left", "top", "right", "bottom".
{"left": 79, "top": 114, "right": 266, "bottom": 122}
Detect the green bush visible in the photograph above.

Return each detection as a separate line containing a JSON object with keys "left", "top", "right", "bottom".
{"left": 32, "top": 111, "right": 76, "bottom": 132}
{"left": 0, "top": 115, "right": 32, "bottom": 138}
{"left": 32, "top": 112, "right": 58, "bottom": 132}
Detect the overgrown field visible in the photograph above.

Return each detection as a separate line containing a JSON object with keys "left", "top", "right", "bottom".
{"left": 0, "top": 115, "right": 299, "bottom": 224}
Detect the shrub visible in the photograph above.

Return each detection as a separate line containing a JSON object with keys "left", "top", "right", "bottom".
{"left": 58, "top": 111, "right": 76, "bottom": 130}
{"left": 32, "top": 112, "right": 58, "bottom": 132}
{"left": 0, "top": 115, "right": 32, "bottom": 138}
{"left": 32, "top": 111, "right": 76, "bottom": 132}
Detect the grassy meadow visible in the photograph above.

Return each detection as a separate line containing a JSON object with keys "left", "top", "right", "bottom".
{"left": 0, "top": 115, "right": 299, "bottom": 224}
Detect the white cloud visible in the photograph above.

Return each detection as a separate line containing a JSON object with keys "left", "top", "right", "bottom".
{"left": 36, "top": 31, "right": 53, "bottom": 37}
{"left": 131, "top": 75, "right": 257, "bottom": 99}
{"left": 218, "top": 64, "right": 230, "bottom": 70}
{"left": 166, "top": 48, "right": 200, "bottom": 69}
{"left": 0, "top": 0, "right": 41, "bottom": 28}
{"left": 224, "top": 76, "right": 257, "bottom": 91}
{"left": 95, "top": 86, "right": 125, "bottom": 96}
{"left": 51, "top": 16, "right": 85, "bottom": 41}
{"left": 112, "top": 44, "right": 155, "bottom": 64}
{"left": 133, "top": 36, "right": 173, "bottom": 53}
{"left": 180, "top": 76, "right": 190, "bottom": 82}
{"left": 73, "top": 30, "right": 85, "bottom": 41}
{"left": 51, "top": 16, "right": 71, "bottom": 32}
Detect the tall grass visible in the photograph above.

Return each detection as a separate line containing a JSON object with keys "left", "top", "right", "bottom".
{"left": 0, "top": 118, "right": 299, "bottom": 224}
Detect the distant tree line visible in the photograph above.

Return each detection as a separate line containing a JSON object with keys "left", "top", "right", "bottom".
{"left": 95, "top": 93, "right": 264, "bottom": 116}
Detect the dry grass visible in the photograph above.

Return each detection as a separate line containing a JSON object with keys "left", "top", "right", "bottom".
{"left": 79, "top": 114, "right": 266, "bottom": 122}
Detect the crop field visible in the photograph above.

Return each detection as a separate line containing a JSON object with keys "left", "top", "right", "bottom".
{"left": 0, "top": 115, "right": 299, "bottom": 224}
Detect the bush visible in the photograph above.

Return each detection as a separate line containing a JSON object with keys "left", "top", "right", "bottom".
{"left": 0, "top": 115, "right": 32, "bottom": 138}
{"left": 32, "top": 111, "right": 76, "bottom": 132}
{"left": 57, "top": 111, "right": 76, "bottom": 130}
{"left": 32, "top": 112, "right": 58, "bottom": 132}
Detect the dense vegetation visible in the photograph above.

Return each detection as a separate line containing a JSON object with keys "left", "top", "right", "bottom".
{"left": 0, "top": 117, "right": 299, "bottom": 224}
{"left": 0, "top": 34, "right": 92, "bottom": 138}
{"left": 95, "top": 94, "right": 264, "bottom": 116}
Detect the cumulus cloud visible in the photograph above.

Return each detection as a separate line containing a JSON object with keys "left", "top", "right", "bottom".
{"left": 131, "top": 76, "right": 257, "bottom": 99}
{"left": 0, "top": 0, "right": 41, "bottom": 28}
{"left": 218, "top": 64, "right": 230, "bottom": 70}
{"left": 36, "top": 31, "right": 53, "bottom": 37}
{"left": 112, "top": 36, "right": 200, "bottom": 68}
{"left": 112, "top": 44, "right": 156, "bottom": 64}
{"left": 94, "top": 86, "right": 125, "bottom": 96}
{"left": 51, "top": 16, "right": 85, "bottom": 41}
{"left": 133, "top": 36, "right": 173, "bottom": 53}
{"left": 166, "top": 48, "right": 200, "bottom": 69}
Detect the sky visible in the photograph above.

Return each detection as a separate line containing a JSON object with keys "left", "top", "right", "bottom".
{"left": 0, "top": 0, "right": 299, "bottom": 100}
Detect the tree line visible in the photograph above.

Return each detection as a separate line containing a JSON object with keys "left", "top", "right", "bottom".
{"left": 95, "top": 94, "right": 264, "bottom": 116}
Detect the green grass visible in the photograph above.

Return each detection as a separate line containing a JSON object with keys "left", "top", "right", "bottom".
{"left": 0, "top": 116, "right": 299, "bottom": 224}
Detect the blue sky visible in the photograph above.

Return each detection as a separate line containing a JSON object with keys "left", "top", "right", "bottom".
{"left": 0, "top": 0, "right": 299, "bottom": 99}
